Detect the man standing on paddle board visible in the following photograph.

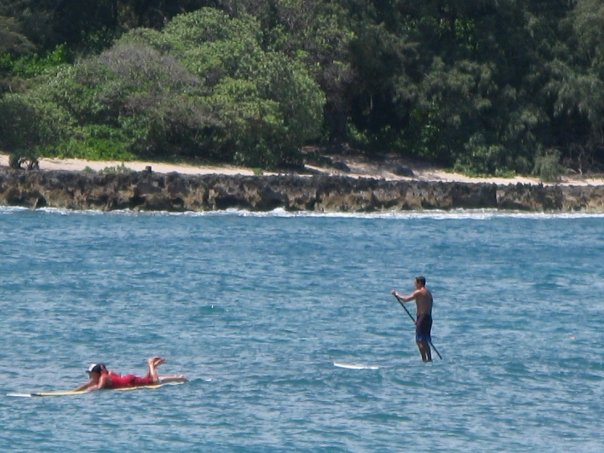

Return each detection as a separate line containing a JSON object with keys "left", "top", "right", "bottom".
{"left": 392, "top": 276, "right": 433, "bottom": 362}
{"left": 75, "top": 356, "right": 187, "bottom": 391}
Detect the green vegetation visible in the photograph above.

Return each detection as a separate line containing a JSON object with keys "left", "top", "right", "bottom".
{"left": 98, "top": 163, "right": 134, "bottom": 174}
{"left": 1, "top": 0, "right": 603, "bottom": 175}
{"left": 533, "top": 150, "right": 563, "bottom": 182}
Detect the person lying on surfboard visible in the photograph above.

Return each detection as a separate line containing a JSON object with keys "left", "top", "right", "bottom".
{"left": 74, "top": 356, "right": 187, "bottom": 391}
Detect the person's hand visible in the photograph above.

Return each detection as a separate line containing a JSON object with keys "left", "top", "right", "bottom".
{"left": 391, "top": 289, "right": 397, "bottom": 296}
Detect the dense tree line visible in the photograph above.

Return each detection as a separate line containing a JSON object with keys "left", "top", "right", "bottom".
{"left": 0, "top": 0, "right": 603, "bottom": 175}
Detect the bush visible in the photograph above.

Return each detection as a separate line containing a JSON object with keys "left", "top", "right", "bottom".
{"left": 533, "top": 150, "right": 562, "bottom": 182}
{"left": 454, "top": 134, "right": 507, "bottom": 175}
{"left": 4, "top": 9, "right": 325, "bottom": 168}
{"left": 99, "top": 163, "right": 132, "bottom": 174}
{"left": 125, "top": 9, "right": 325, "bottom": 167}
{"left": 54, "top": 125, "right": 135, "bottom": 161}
{"left": 39, "top": 42, "right": 213, "bottom": 160}
{"left": 0, "top": 93, "right": 72, "bottom": 153}
{"left": 3, "top": 44, "right": 72, "bottom": 78}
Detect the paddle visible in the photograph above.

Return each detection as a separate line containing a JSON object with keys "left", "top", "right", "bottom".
{"left": 393, "top": 293, "right": 443, "bottom": 360}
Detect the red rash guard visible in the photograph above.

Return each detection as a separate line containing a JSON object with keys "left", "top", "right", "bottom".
{"left": 106, "top": 371, "right": 154, "bottom": 388}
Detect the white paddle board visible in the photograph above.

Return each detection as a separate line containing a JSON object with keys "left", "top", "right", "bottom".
{"left": 333, "top": 361, "right": 380, "bottom": 370}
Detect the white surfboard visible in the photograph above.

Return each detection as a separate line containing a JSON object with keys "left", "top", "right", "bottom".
{"left": 333, "top": 361, "right": 380, "bottom": 370}
{"left": 7, "top": 381, "right": 185, "bottom": 398}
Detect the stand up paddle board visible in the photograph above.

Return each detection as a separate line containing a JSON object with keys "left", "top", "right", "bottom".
{"left": 333, "top": 361, "right": 380, "bottom": 370}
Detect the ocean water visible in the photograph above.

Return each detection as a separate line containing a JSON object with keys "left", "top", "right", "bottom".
{"left": 0, "top": 207, "right": 602, "bottom": 452}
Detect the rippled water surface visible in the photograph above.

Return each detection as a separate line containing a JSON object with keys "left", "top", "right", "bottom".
{"left": 1, "top": 208, "right": 603, "bottom": 452}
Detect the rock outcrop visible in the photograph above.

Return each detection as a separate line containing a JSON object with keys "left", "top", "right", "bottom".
{"left": 1, "top": 168, "right": 603, "bottom": 212}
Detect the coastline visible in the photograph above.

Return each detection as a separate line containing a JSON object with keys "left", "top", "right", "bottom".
{"left": 1, "top": 152, "right": 604, "bottom": 213}
{"left": 2, "top": 152, "right": 603, "bottom": 186}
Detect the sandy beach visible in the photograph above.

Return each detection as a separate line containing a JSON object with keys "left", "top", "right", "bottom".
{"left": 0, "top": 153, "right": 257, "bottom": 177}
{"left": 1, "top": 152, "right": 603, "bottom": 186}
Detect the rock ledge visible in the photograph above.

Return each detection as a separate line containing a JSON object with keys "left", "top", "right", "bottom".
{"left": 1, "top": 169, "right": 603, "bottom": 212}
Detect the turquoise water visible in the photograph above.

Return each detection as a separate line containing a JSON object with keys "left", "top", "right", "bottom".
{"left": 1, "top": 207, "right": 603, "bottom": 452}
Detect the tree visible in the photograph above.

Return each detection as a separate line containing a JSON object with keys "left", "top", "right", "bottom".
{"left": 0, "top": 14, "right": 35, "bottom": 93}
{"left": 546, "top": 0, "right": 604, "bottom": 171}
{"left": 0, "top": 92, "right": 72, "bottom": 154}
{"left": 0, "top": 15, "right": 35, "bottom": 55}
{"left": 341, "top": 0, "right": 572, "bottom": 173}
{"left": 256, "top": 0, "right": 355, "bottom": 142}
{"left": 13, "top": 8, "right": 325, "bottom": 167}
{"left": 125, "top": 8, "right": 325, "bottom": 166}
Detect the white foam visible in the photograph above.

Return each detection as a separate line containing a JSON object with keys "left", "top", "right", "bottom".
{"left": 2, "top": 204, "right": 603, "bottom": 219}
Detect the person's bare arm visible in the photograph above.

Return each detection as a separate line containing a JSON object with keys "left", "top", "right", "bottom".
{"left": 75, "top": 374, "right": 110, "bottom": 392}
{"left": 391, "top": 288, "right": 420, "bottom": 302}
{"left": 74, "top": 381, "right": 94, "bottom": 392}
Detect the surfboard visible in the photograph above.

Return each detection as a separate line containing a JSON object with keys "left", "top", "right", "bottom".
{"left": 333, "top": 361, "right": 380, "bottom": 370}
{"left": 7, "top": 381, "right": 185, "bottom": 398}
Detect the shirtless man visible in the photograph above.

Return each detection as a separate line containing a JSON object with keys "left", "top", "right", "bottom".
{"left": 392, "top": 276, "right": 434, "bottom": 362}
{"left": 75, "top": 356, "right": 187, "bottom": 391}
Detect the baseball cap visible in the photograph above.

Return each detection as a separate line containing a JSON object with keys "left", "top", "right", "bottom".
{"left": 86, "top": 363, "right": 107, "bottom": 374}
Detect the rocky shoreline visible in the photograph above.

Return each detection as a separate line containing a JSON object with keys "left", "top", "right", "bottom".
{"left": 1, "top": 167, "right": 603, "bottom": 212}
